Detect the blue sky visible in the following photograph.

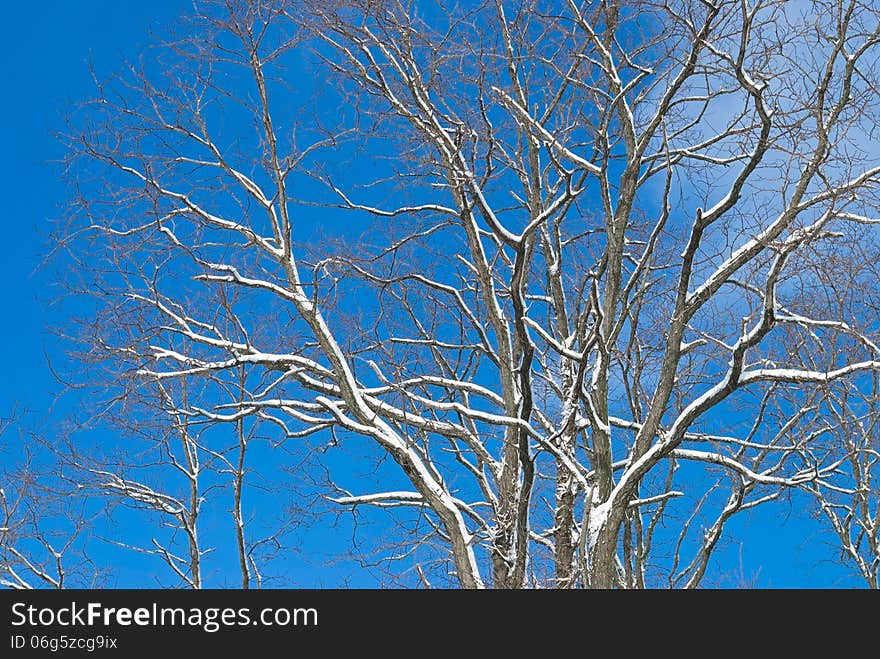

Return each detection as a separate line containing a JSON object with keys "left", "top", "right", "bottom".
{"left": 0, "top": 1, "right": 186, "bottom": 409}
{"left": 0, "top": 2, "right": 395, "bottom": 588}
{"left": 0, "top": 2, "right": 870, "bottom": 589}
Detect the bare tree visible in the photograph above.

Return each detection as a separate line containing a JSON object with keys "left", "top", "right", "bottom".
{"left": 805, "top": 379, "right": 880, "bottom": 588}
{"left": 57, "top": 322, "right": 293, "bottom": 588}
{"left": 0, "top": 416, "right": 97, "bottom": 589}
{"left": 56, "top": 0, "right": 880, "bottom": 588}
